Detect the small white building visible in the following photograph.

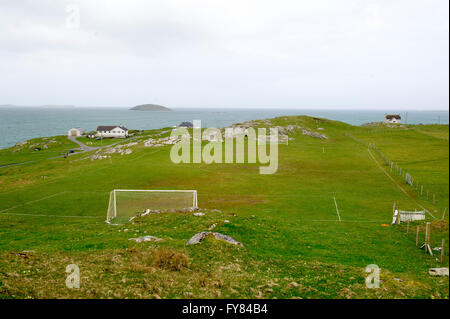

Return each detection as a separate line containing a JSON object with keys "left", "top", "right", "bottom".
{"left": 97, "top": 125, "right": 129, "bottom": 138}
{"left": 384, "top": 114, "right": 401, "bottom": 124}
{"left": 68, "top": 128, "right": 85, "bottom": 137}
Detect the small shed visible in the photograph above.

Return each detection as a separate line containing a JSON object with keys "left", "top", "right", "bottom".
{"left": 68, "top": 128, "right": 85, "bottom": 137}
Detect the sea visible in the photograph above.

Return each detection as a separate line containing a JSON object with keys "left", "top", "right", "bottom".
{"left": 0, "top": 107, "right": 448, "bottom": 149}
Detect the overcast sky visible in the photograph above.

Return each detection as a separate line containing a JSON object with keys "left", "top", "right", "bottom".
{"left": 0, "top": 0, "right": 448, "bottom": 109}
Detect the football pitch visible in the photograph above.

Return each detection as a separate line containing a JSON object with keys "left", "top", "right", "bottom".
{"left": 0, "top": 116, "right": 448, "bottom": 298}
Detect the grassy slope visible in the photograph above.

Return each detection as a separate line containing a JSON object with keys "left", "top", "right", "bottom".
{"left": 0, "top": 117, "right": 448, "bottom": 299}
{"left": 0, "top": 136, "right": 79, "bottom": 166}
{"left": 352, "top": 125, "right": 449, "bottom": 209}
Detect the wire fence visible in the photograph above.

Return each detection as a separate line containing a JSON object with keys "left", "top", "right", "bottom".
{"left": 396, "top": 220, "right": 448, "bottom": 265}
{"left": 345, "top": 132, "right": 447, "bottom": 218}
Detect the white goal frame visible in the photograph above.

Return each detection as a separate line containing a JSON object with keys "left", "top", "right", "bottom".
{"left": 107, "top": 189, "right": 198, "bottom": 222}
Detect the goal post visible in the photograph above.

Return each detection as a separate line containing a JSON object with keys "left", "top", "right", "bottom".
{"left": 106, "top": 189, "right": 198, "bottom": 223}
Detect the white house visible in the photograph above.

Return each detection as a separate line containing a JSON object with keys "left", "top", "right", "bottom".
{"left": 68, "top": 128, "right": 85, "bottom": 137}
{"left": 96, "top": 125, "right": 129, "bottom": 138}
{"left": 384, "top": 114, "right": 401, "bottom": 124}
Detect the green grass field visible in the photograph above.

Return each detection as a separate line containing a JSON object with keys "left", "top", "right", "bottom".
{"left": 0, "top": 116, "right": 448, "bottom": 299}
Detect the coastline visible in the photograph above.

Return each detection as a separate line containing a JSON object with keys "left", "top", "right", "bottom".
{"left": 0, "top": 108, "right": 448, "bottom": 149}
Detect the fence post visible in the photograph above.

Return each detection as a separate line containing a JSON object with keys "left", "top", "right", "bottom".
{"left": 416, "top": 226, "right": 420, "bottom": 246}
{"left": 423, "top": 222, "right": 433, "bottom": 256}
{"left": 441, "top": 238, "right": 445, "bottom": 263}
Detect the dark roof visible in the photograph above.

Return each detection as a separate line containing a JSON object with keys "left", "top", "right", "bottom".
{"left": 97, "top": 125, "right": 128, "bottom": 131}
{"left": 385, "top": 114, "right": 401, "bottom": 119}
{"left": 179, "top": 121, "right": 193, "bottom": 128}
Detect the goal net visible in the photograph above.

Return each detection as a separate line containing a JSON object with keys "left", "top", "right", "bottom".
{"left": 106, "top": 189, "right": 198, "bottom": 223}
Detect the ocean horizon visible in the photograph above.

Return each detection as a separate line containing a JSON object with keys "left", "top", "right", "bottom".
{"left": 0, "top": 106, "right": 448, "bottom": 149}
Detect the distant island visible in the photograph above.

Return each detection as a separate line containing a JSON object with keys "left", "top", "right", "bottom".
{"left": 130, "top": 104, "right": 171, "bottom": 111}
{"left": 0, "top": 104, "right": 75, "bottom": 108}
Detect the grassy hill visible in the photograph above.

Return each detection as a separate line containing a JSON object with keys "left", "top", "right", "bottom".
{"left": 0, "top": 136, "right": 79, "bottom": 167}
{"left": 0, "top": 116, "right": 448, "bottom": 299}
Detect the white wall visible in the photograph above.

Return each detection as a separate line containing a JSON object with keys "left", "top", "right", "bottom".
{"left": 384, "top": 119, "right": 401, "bottom": 124}
{"left": 68, "top": 129, "right": 84, "bottom": 137}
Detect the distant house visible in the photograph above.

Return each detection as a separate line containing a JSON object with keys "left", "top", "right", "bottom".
{"left": 179, "top": 121, "right": 193, "bottom": 128}
{"left": 384, "top": 114, "right": 401, "bottom": 124}
{"left": 96, "top": 125, "right": 129, "bottom": 138}
{"left": 68, "top": 128, "right": 85, "bottom": 137}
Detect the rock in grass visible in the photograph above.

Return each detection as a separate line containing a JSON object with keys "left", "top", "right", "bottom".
{"left": 212, "top": 232, "right": 244, "bottom": 247}
{"left": 302, "top": 129, "right": 327, "bottom": 139}
{"left": 186, "top": 231, "right": 244, "bottom": 247}
{"left": 429, "top": 268, "right": 449, "bottom": 276}
{"left": 193, "top": 212, "right": 205, "bottom": 217}
{"left": 129, "top": 235, "right": 163, "bottom": 243}
{"left": 187, "top": 231, "right": 211, "bottom": 245}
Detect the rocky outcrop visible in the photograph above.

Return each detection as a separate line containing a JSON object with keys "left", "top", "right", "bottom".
{"left": 90, "top": 154, "right": 109, "bottom": 161}
{"left": 144, "top": 136, "right": 187, "bottom": 147}
{"left": 15, "top": 141, "right": 28, "bottom": 147}
{"left": 90, "top": 142, "right": 137, "bottom": 160}
{"left": 211, "top": 232, "right": 244, "bottom": 246}
{"left": 103, "top": 143, "right": 136, "bottom": 155}
{"left": 186, "top": 231, "right": 210, "bottom": 245}
{"left": 186, "top": 232, "right": 244, "bottom": 247}
{"left": 302, "top": 129, "right": 327, "bottom": 139}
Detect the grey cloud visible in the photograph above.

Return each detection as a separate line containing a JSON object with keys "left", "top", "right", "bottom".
{"left": 0, "top": 0, "right": 448, "bottom": 109}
